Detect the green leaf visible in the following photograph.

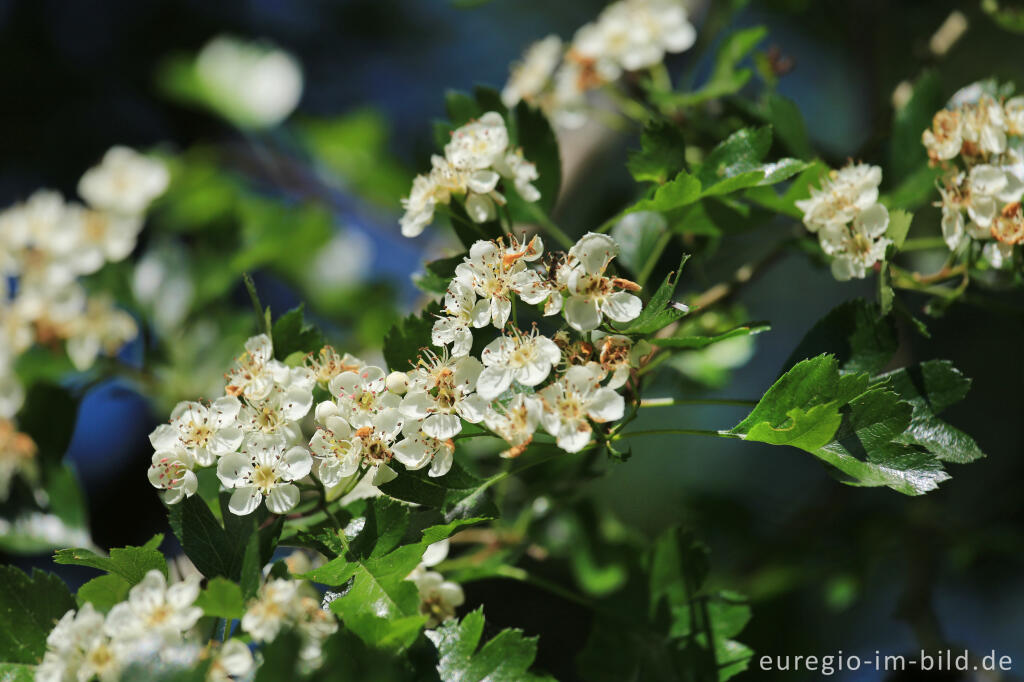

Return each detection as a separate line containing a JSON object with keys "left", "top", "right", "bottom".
{"left": 695, "top": 127, "right": 808, "bottom": 197}
{"left": 658, "top": 26, "right": 767, "bottom": 107}
{"left": 382, "top": 302, "right": 440, "bottom": 373}
{"left": 731, "top": 356, "right": 952, "bottom": 495}
{"left": 890, "top": 70, "right": 943, "bottom": 182}
{"left": 758, "top": 93, "right": 814, "bottom": 159}
{"left": 651, "top": 322, "right": 770, "bottom": 349}
{"left": 167, "top": 495, "right": 270, "bottom": 584}
{"left": 887, "top": 209, "right": 913, "bottom": 249}
{"left": 253, "top": 629, "right": 302, "bottom": 682}
{"left": 883, "top": 164, "right": 943, "bottom": 211}
{"left": 615, "top": 253, "right": 690, "bottom": 334}
{"left": 427, "top": 608, "right": 550, "bottom": 682}
{"left": 445, "top": 90, "right": 482, "bottom": 127}
{"left": 514, "top": 101, "right": 561, "bottom": 211}
{"left": 0, "top": 566, "right": 75, "bottom": 664}
{"left": 76, "top": 574, "right": 130, "bottom": 613}
{"left": 783, "top": 299, "right": 897, "bottom": 375}
{"left": 880, "top": 360, "right": 985, "bottom": 464}
{"left": 54, "top": 535, "right": 167, "bottom": 585}
{"left": 271, "top": 304, "right": 325, "bottom": 360}
{"left": 627, "top": 121, "right": 688, "bottom": 184}
{"left": 0, "top": 663, "right": 34, "bottom": 681}
{"left": 17, "top": 383, "right": 77, "bottom": 470}
{"left": 379, "top": 461, "right": 500, "bottom": 522}
{"left": 195, "top": 577, "right": 246, "bottom": 620}
{"left": 624, "top": 172, "right": 702, "bottom": 215}
{"left": 610, "top": 211, "right": 668, "bottom": 275}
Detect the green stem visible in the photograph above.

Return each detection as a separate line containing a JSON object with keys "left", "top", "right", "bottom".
{"left": 899, "top": 237, "right": 947, "bottom": 252}
{"left": 494, "top": 565, "right": 593, "bottom": 609}
{"left": 613, "top": 428, "right": 741, "bottom": 441}
{"left": 314, "top": 478, "right": 342, "bottom": 528}
{"left": 639, "top": 397, "right": 758, "bottom": 408}
{"left": 524, "top": 203, "right": 574, "bottom": 249}
{"left": 636, "top": 231, "right": 674, "bottom": 288}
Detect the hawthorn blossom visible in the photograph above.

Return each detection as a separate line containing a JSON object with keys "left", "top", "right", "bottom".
{"left": 455, "top": 236, "right": 548, "bottom": 328}
{"left": 36, "top": 604, "right": 125, "bottom": 682}
{"left": 242, "top": 579, "right": 337, "bottom": 662}
{"left": 237, "top": 377, "right": 315, "bottom": 444}
{"left": 392, "top": 421, "right": 456, "bottom": 477}
{"left": 149, "top": 396, "right": 243, "bottom": 466}
{"left": 961, "top": 96, "right": 1006, "bottom": 156}
{"left": 501, "top": 35, "right": 563, "bottom": 108}
{"left": 483, "top": 393, "right": 543, "bottom": 459}
{"left": 589, "top": 332, "right": 650, "bottom": 389}
{"left": 326, "top": 365, "right": 400, "bottom": 429}
{"left": 225, "top": 334, "right": 284, "bottom": 401}
{"left": 63, "top": 204, "right": 144, "bottom": 265}
{"left": 796, "top": 163, "right": 883, "bottom": 234}
{"left": 444, "top": 112, "right": 509, "bottom": 170}
{"left": 105, "top": 570, "right": 203, "bottom": 644}
{"left": 147, "top": 447, "right": 198, "bottom": 504}
{"left": 923, "top": 108, "right": 964, "bottom": 162}
{"left": 407, "top": 541, "right": 464, "bottom": 628}
{"left": 77, "top": 146, "right": 169, "bottom": 216}
{"left": 432, "top": 280, "right": 490, "bottom": 357}
{"left": 217, "top": 433, "right": 312, "bottom": 515}
{"left": 538, "top": 364, "right": 625, "bottom": 452}
{"left": 306, "top": 345, "right": 364, "bottom": 386}
{"left": 308, "top": 414, "right": 359, "bottom": 487}
{"left": 63, "top": 294, "right": 138, "bottom": 371}
{"left": 400, "top": 352, "right": 487, "bottom": 440}
{"left": 208, "top": 639, "right": 255, "bottom": 682}
{"left": 313, "top": 403, "right": 405, "bottom": 485}
{"left": 196, "top": 36, "right": 304, "bottom": 129}
{"left": 561, "top": 232, "right": 642, "bottom": 332}
{"left": 818, "top": 203, "right": 892, "bottom": 281}
{"left": 477, "top": 328, "right": 562, "bottom": 400}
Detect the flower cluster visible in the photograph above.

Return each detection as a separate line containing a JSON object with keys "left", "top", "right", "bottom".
{"left": 796, "top": 163, "right": 892, "bottom": 280}
{"left": 406, "top": 540, "right": 464, "bottom": 628}
{"left": 501, "top": 0, "right": 697, "bottom": 128}
{"left": 401, "top": 111, "right": 541, "bottom": 237}
{"left": 37, "top": 569, "right": 338, "bottom": 680}
{"left": 36, "top": 570, "right": 205, "bottom": 682}
{"left": 242, "top": 578, "right": 338, "bottom": 665}
{"left": 148, "top": 333, "right": 318, "bottom": 515}
{"left": 0, "top": 146, "right": 168, "bottom": 418}
{"left": 149, "top": 232, "right": 646, "bottom": 517}
{"left": 923, "top": 87, "right": 1024, "bottom": 268}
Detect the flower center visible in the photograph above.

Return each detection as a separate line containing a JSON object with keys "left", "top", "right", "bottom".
{"left": 252, "top": 464, "right": 279, "bottom": 492}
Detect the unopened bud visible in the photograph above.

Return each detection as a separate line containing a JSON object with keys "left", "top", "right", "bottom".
{"left": 386, "top": 371, "right": 409, "bottom": 395}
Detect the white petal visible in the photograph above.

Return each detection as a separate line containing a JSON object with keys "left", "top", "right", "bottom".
{"left": 424, "top": 413, "right": 462, "bottom": 440}
{"left": 587, "top": 388, "right": 625, "bottom": 422}
{"left": 564, "top": 295, "right": 602, "bottom": 331}
{"left": 228, "top": 487, "right": 262, "bottom": 515}
{"left": 280, "top": 446, "right": 312, "bottom": 480}
{"left": 266, "top": 484, "right": 300, "bottom": 514}
{"left": 476, "top": 366, "right": 513, "bottom": 401}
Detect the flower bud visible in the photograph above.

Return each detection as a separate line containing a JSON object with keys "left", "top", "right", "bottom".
{"left": 386, "top": 371, "right": 409, "bottom": 395}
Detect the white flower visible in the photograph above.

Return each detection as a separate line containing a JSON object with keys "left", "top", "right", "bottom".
{"left": 242, "top": 578, "right": 300, "bottom": 642}
{"left": 432, "top": 280, "right": 490, "bottom": 357}
{"left": 590, "top": 332, "right": 649, "bottom": 389}
{"left": 149, "top": 396, "right": 243, "bottom": 466}
{"left": 208, "top": 639, "right": 255, "bottom": 682}
{"left": 477, "top": 329, "right": 562, "bottom": 400}
{"left": 217, "top": 433, "right": 312, "bottom": 515}
{"left": 63, "top": 203, "right": 145, "bottom": 266}
{"left": 306, "top": 345, "right": 365, "bottom": 386}
{"left": 502, "top": 35, "right": 563, "bottom": 108}
{"left": 196, "top": 36, "right": 303, "bottom": 129}
{"left": 77, "top": 146, "right": 169, "bottom": 215}
{"left": 312, "top": 404, "right": 405, "bottom": 485}
{"left": 147, "top": 447, "right": 198, "bottom": 504}
{"left": 1005, "top": 96, "right": 1024, "bottom": 136}
{"left": 64, "top": 294, "right": 138, "bottom": 371}
{"left": 573, "top": 0, "right": 696, "bottom": 77}
{"left": 225, "top": 334, "right": 284, "bottom": 401}
{"left": 37, "top": 603, "right": 125, "bottom": 682}
{"left": 494, "top": 149, "right": 541, "bottom": 202}
{"left": 325, "top": 365, "right": 400, "bottom": 429}
{"left": 237, "top": 376, "right": 314, "bottom": 443}
{"left": 105, "top": 570, "right": 203, "bottom": 644}
{"left": 400, "top": 352, "right": 487, "bottom": 439}
{"left": 819, "top": 203, "right": 892, "bottom": 281}
{"left": 561, "top": 233, "right": 642, "bottom": 332}
{"left": 401, "top": 171, "right": 445, "bottom": 238}
{"left": 538, "top": 364, "right": 625, "bottom": 452}
{"left": 409, "top": 570, "right": 464, "bottom": 628}
{"left": 309, "top": 415, "right": 359, "bottom": 487}
{"left": 922, "top": 108, "right": 964, "bottom": 162}
{"left": 454, "top": 236, "right": 547, "bottom": 328}
{"left": 961, "top": 96, "right": 1006, "bottom": 155}
{"left": 484, "top": 393, "right": 543, "bottom": 458}
{"left": 983, "top": 240, "right": 1015, "bottom": 268}
{"left": 444, "top": 112, "right": 510, "bottom": 170}
{"left": 796, "top": 163, "right": 883, "bottom": 233}
{"left": 392, "top": 422, "right": 456, "bottom": 477}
